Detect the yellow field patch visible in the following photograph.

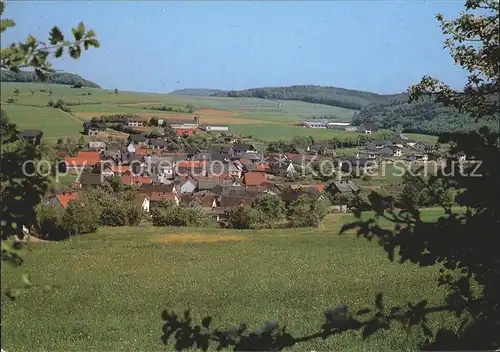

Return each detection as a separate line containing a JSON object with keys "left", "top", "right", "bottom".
{"left": 194, "top": 109, "right": 237, "bottom": 117}
{"left": 151, "top": 233, "right": 245, "bottom": 244}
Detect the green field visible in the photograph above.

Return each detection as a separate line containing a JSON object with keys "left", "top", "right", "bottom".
{"left": 1, "top": 104, "right": 84, "bottom": 139}
{"left": 403, "top": 133, "right": 439, "bottom": 144}
{"left": 1, "top": 210, "right": 459, "bottom": 351}
{"left": 1, "top": 83, "right": 356, "bottom": 119}
{"left": 1, "top": 82, "right": 438, "bottom": 143}
{"left": 231, "top": 123, "right": 377, "bottom": 141}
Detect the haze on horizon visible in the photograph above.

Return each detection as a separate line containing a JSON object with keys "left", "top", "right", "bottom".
{"left": 3, "top": 1, "right": 468, "bottom": 94}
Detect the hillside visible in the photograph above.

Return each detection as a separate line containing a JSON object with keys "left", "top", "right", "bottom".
{"left": 354, "top": 98, "right": 499, "bottom": 135}
{"left": 0, "top": 71, "right": 101, "bottom": 88}
{"left": 210, "top": 85, "right": 407, "bottom": 110}
{"left": 170, "top": 88, "right": 224, "bottom": 96}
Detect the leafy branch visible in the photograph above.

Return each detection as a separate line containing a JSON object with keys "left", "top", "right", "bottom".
{"left": 0, "top": 1, "right": 100, "bottom": 80}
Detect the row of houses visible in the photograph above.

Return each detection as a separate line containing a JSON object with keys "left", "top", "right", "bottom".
{"left": 83, "top": 118, "right": 229, "bottom": 137}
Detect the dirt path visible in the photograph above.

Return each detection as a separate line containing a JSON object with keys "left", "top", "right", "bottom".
{"left": 60, "top": 109, "right": 86, "bottom": 123}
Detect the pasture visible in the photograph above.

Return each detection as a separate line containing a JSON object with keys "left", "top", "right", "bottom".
{"left": 229, "top": 123, "right": 362, "bottom": 141}
{"left": 1, "top": 83, "right": 437, "bottom": 143}
{"left": 0, "top": 104, "right": 84, "bottom": 139}
{"left": 1, "top": 210, "right": 458, "bottom": 351}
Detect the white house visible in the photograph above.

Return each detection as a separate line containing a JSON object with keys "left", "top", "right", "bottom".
{"left": 179, "top": 178, "right": 197, "bottom": 193}
{"left": 301, "top": 122, "right": 327, "bottom": 129}
{"left": 124, "top": 117, "right": 146, "bottom": 127}
{"left": 88, "top": 141, "right": 106, "bottom": 152}
{"left": 169, "top": 122, "right": 198, "bottom": 130}
{"left": 358, "top": 123, "right": 379, "bottom": 134}
{"left": 326, "top": 122, "right": 351, "bottom": 130}
{"left": 135, "top": 194, "right": 150, "bottom": 213}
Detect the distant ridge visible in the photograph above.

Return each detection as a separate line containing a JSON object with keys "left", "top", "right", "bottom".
{"left": 210, "top": 85, "right": 407, "bottom": 110}
{"left": 170, "top": 88, "right": 224, "bottom": 97}
{"left": 0, "top": 71, "right": 100, "bottom": 88}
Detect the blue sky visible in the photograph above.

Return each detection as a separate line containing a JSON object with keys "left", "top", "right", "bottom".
{"left": 3, "top": 1, "right": 467, "bottom": 94}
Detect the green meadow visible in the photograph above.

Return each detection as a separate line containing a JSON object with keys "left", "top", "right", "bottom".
{"left": 1, "top": 82, "right": 438, "bottom": 143}
{"left": 1, "top": 209, "right": 459, "bottom": 351}
{"left": 0, "top": 104, "right": 84, "bottom": 139}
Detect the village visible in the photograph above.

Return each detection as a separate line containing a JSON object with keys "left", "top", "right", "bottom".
{"left": 17, "top": 115, "right": 466, "bottom": 225}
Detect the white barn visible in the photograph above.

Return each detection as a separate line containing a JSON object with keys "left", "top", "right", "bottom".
{"left": 203, "top": 125, "right": 229, "bottom": 132}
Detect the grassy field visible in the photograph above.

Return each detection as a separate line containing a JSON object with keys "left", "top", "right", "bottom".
{"left": 230, "top": 124, "right": 364, "bottom": 141}
{"left": 404, "top": 133, "right": 439, "bottom": 144}
{"left": 1, "top": 104, "right": 84, "bottom": 139}
{"left": 1, "top": 82, "right": 438, "bottom": 143}
{"left": 1, "top": 83, "right": 356, "bottom": 120}
{"left": 1, "top": 209, "right": 459, "bottom": 351}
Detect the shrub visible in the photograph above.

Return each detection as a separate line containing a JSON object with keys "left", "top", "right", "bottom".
{"left": 224, "top": 205, "right": 261, "bottom": 229}
{"left": 251, "top": 194, "right": 285, "bottom": 225}
{"left": 152, "top": 201, "right": 215, "bottom": 227}
{"left": 287, "top": 195, "right": 330, "bottom": 228}
{"left": 35, "top": 202, "right": 68, "bottom": 240}
{"left": 62, "top": 199, "right": 100, "bottom": 235}
{"left": 100, "top": 205, "right": 129, "bottom": 227}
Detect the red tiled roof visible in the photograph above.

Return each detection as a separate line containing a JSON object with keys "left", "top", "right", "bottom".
{"left": 134, "top": 176, "right": 152, "bottom": 184}
{"left": 65, "top": 151, "right": 101, "bottom": 167}
{"left": 121, "top": 174, "right": 133, "bottom": 185}
{"left": 135, "top": 148, "right": 149, "bottom": 156}
{"left": 150, "top": 192, "right": 178, "bottom": 202}
{"left": 286, "top": 153, "right": 316, "bottom": 161}
{"left": 243, "top": 171, "right": 267, "bottom": 186}
{"left": 77, "top": 151, "right": 100, "bottom": 161}
{"left": 111, "top": 165, "right": 130, "bottom": 173}
{"left": 65, "top": 157, "right": 98, "bottom": 167}
{"left": 176, "top": 160, "right": 208, "bottom": 168}
{"left": 203, "top": 174, "right": 233, "bottom": 180}
{"left": 309, "top": 184, "right": 326, "bottom": 192}
{"left": 121, "top": 174, "right": 152, "bottom": 185}
{"left": 176, "top": 129, "right": 194, "bottom": 136}
{"left": 55, "top": 192, "right": 79, "bottom": 208}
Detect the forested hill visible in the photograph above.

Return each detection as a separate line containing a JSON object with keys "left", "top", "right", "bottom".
{"left": 353, "top": 97, "right": 499, "bottom": 135}
{"left": 170, "top": 88, "right": 224, "bottom": 96}
{"left": 0, "top": 71, "right": 100, "bottom": 88}
{"left": 210, "top": 85, "right": 407, "bottom": 110}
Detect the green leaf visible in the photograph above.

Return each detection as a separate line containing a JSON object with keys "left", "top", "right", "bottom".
{"left": 85, "top": 29, "right": 96, "bottom": 38}
{"left": 72, "top": 27, "right": 82, "bottom": 41}
{"left": 77, "top": 21, "right": 85, "bottom": 35}
{"left": 55, "top": 47, "right": 64, "bottom": 58}
{"left": 49, "top": 26, "right": 65, "bottom": 45}
{"left": 26, "top": 34, "right": 37, "bottom": 47}
{"left": 84, "top": 39, "right": 100, "bottom": 50}
{"left": 69, "top": 46, "right": 81, "bottom": 59}
{"left": 0, "top": 18, "right": 16, "bottom": 33}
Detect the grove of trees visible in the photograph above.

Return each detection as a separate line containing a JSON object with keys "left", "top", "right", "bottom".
{"left": 0, "top": 70, "right": 100, "bottom": 88}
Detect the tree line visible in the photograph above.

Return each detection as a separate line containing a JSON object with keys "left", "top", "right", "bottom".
{"left": 353, "top": 98, "right": 499, "bottom": 135}
{"left": 0, "top": 71, "right": 100, "bottom": 88}
{"left": 210, "top": 85, "right": 406, "bottom": 110}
